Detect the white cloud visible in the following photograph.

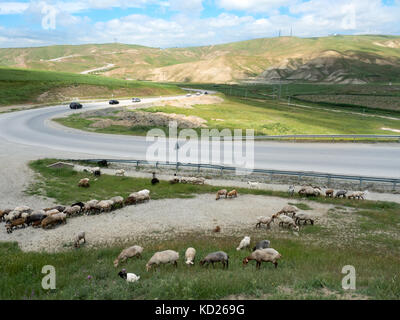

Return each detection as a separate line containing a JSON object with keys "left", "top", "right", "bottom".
{"left": 216, "top": 0, "right": 298, "bottom": 12}
{"left": 0, "top": 2, "right": 29, "bottom": 14}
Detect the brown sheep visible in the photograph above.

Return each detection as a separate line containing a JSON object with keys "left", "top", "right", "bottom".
{"left": 325, "top": 189, "right": 334, "bottom": 198}
{"left": 215, "top": 189, "right": 228, "bottom": 200}
{"left": 6, "top": 217, "right": 26, "bottom": 233}
{"left": 227, "top": 190, "right": 238, "bottom": 198}
{"left": 41, "top": 214, "right": 66, "bottom": 229}
{"left": 78, "top": 178, "right": 90, "bottom": 188}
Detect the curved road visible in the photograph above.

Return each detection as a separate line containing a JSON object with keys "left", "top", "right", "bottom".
{"left": 1, "top": 94, "right": 400, "bottom": 178}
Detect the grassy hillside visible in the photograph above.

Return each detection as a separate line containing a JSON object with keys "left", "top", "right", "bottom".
{"left": 1, "top": 35, "right": 400, "bottom": 83}
{"left": 0, "top": 68, "right": 182, "bottom": 106}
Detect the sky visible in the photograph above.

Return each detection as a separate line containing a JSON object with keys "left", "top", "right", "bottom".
{"left": 0, "top": 0, "right": 399, "bottom": 48}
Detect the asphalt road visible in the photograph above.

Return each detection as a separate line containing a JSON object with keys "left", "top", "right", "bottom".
{"left": 1, "top": 94, "right": 400, "bottom": 178}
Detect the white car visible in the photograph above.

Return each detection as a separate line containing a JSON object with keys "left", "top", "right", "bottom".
{"left": 196, "top": 92, "right": 201, "bottom": 96}
{"left": 186, "top": 93, "right": 192, "bottom": 97}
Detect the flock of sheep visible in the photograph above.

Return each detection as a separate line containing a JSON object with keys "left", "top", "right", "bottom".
{"left": 0, "top": 188, "right": 151, "bottom": 234}
{"left": 114, "top": 238, "right": 281, "bottom": 283}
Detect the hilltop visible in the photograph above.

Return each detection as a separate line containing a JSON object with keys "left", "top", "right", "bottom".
{"left": 1, "top": 35, "right": 400, "bottom": 84}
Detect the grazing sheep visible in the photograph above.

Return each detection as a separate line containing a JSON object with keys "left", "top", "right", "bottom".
{"left": 299, "top": 186, "right": 320, "bottom": 197}
{"left": 110, "top": 196, "right": 124, "bottom": 209}
{"left": 213, "top": 226, "right": 221, "bottom": 233}
{"left": 255, "top": 215, "right": 276, "bottom": 229}
{"left": 185, "top": 247, "right": 196, "bottom": 265}
{"left": 83, "top": 200, "right": 98, "bottom": 215}
{"left": 78, "top": 178, "right": 90, "bottom": 188}
{"left": 151, "top": 172, "right": 160, "bottom": 185}
{"left": 14, "top": 206, "right": 32, "bottom": 214}
{"left": 243, "top": 248, "right": 282, "bottom": 269}
{"left": 63, "top": 205, "right": 81, "bottom": 216}
{"left": 44, "top": 205, "right": 66, "bottom": 213}
{"left": 180, "top": 176, "right": 205, "bottom": 185}
{"left": 118, "top": 270, "right": 140, "bottom": 283}
{"left": 137, "top": 189, "right": 150, "bottom": 198}
{"left": 71, "top": 202, "right": 85, "bottom": 210}
{"left": 247, "top": 181, "right": 260, "bottom": 189}
{"left": 114, "top": 245, "right": 144, "bottom": 267}
{"left": 44, "top": 209, "right": 60, "bottom": 216}
{"left": 335, "top": 190, "right": 347, "bottom": 198}
{"left": 325, "top": 189, "right": 334, "bottom": 198}
{"left": 74, "top": 232, "right": 86, "bottom": 248}
{"left": 95, "top": 200, "right": 113, "bottom": 213}
{"left": 200, "top": 251, "right": 229, "bottom": 269}
{"left": 215, "top": 189, "right": 228, "bottom": 200}
{"left": 41, "top": 213, "right": 66, "bottom": 229}
{"left": 115, "top": 169, "right": 126, "bottom": 177}
{"left": 253, "top": 240, "right": 271, "bottom": 251}
{"left": 0, "top": 209, "right": 11, "bottom": 222}
{"left": 26, "top": 211, "right": 46, "bottom": 226}
{"left": 277, "top": 215, "right": 299, "bottom": 232}
{"left": 169, "top": 173, "right": 180, "bottom": 184}
{"left": 348, "top": 191, "right": 367, "bottom": 200}
{"left": 146, "top": 250, "right": 179, "bottom": 271}
{"left": 227, "top": 190, "right": 238, "bottom": 198}
{"left": 294, "top": 212, "right": 315, "bottom": 225}
{"left": 288, "top": 185, "right": 295, "bottom": 197}
{"left": 236, "top": 236, "right": 251, "bottom": 251}
{"left": 277, "top": 205, "right": 299, "bottom": 218}
{"left": 6, "top": 217, "right": 26, "bottom": 233}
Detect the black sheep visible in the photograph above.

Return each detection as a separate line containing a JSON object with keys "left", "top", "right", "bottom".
{"left": 151, "top": 172, "right": 160, "bottom": 185}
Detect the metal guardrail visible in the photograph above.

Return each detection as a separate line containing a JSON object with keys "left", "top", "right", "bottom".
{"left": 251, "top": 134, "right": 400, "bottom": 141}
{"left": 74, "top": 158, "right": 400, "bottom": 190}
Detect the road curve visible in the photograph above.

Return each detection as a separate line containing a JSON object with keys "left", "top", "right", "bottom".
{"left": 1, "top": 94, "right": 400, "bottom": 178}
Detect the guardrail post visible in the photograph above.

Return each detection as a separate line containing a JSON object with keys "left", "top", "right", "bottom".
{"left": 156, "top": 161, "right": 159, "bottom": 169}
{"left": 220, "top": 167, "right": 224, "bottom": 175}
{"left": 176, "top": 162, "right": 179, "bottom": 172}
{"left": 136, "top": 160, "right": 139, "bottom": 168}
{"left": 197, "top": 164, "right": 200, "bottom": 173}
{"left": 359, "top": 178, "right": 363, "bottom": 189}
{"left": 298, "top": 174, "right": 303, "bottom": 183}
{"left": 327, "top": 175, "right": 331, "bottom": 187}
{"left": 393, "top": 181, "right": 397, "bottom": 192}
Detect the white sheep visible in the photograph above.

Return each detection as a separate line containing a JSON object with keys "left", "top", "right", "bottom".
{"left": 247, "top": 181, "right": 260, "bottom": 189}
{"left": 96, "top": 200, "right": 113, "bottom": 213}
{"left": 83, "top": 200, "right": 99, "bottom": 215}
{"left": 137, "top": 189, "right": 150, "bottom": 197}
{"left": 278, "top": 205, "right": 299, "bottom": 218}
{"left": 110, "top": 196, "right": 124, "bottom": 209}
{"left": 348, "top": 191, "right": 368, "bottom": 200}
{"left": 294, "top": 212, "right": 315, "bottom": 225}
{"left": 185, "top": 247, "right": 196, "bottom": 265}
{"left": 115, "top": 169, "right": 126, "bottom": 177}
{"left": 63, "top": 205, "right": 81, "bottom": 216}
{"left": 236, "top": 236, "right": 251, "bottom": 251}
{"left": 146, "top": 250, "right": 179, "bottom": 271}
{"left": 255, "top": 215, "right": 277, "bottom": 229}
{"left": 118, "top": 270, "right": 140, "bottom": 283}
{"left": 278, "top": 215, "right": 299, "bottom": 232}
{"left": 74, "top": 231, "right": 86, "bottom": 248}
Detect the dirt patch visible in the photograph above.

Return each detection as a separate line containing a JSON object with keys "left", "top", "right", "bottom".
{"left": 85, "top": 109, "right": 207, "bottom": 129}
{"left": 0, "top": 193, "right": 333, "bottom": 252}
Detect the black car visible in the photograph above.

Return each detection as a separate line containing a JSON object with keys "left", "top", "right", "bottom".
{"left": 109, "top": 100, "right": 119, "bottom": 105}
{"left": 69, "top": 102, "right": 82, "bottom": 109}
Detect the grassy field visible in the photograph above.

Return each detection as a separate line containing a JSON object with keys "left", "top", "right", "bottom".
{"left": 0, "top": 68, "right": 182, "bottom": 107}
{"left": 54, "top": 91, "right": 400, "bottom": 137}
{"left": 1, "top": 158, "right": 399, "bottom": 300}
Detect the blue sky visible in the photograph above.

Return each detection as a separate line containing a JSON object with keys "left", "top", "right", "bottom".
{"left": 0, "top": 0, "right": 399, "bottom": 48}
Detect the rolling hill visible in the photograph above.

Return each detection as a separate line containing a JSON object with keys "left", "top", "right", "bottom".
{"left": 1, "top": 35, "right": 400, "bottom": 84}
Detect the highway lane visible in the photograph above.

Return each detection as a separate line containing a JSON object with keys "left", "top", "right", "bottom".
{"left": 1, "top": 95, "right": 400, "bottom": 178}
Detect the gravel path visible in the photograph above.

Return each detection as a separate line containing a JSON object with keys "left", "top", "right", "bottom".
{"left": 0, "top": 193, "right": 333, "bottom": 252}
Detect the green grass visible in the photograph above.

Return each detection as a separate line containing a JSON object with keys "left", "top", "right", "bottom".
{"left": 0, "top": 68, "right": 182, "bottom": 106}
{"left": 1, "top": 233, "right": 399, "bottom": 300}
{"left": 55, "top": 92, "right": 400, "bottom": 136}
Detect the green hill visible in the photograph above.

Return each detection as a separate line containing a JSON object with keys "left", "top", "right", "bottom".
{"left": 0, "top": 68, "right": 182, "bottom": 106}
{"left": 1, "top": 35, "right": 400, "bottom": 84}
